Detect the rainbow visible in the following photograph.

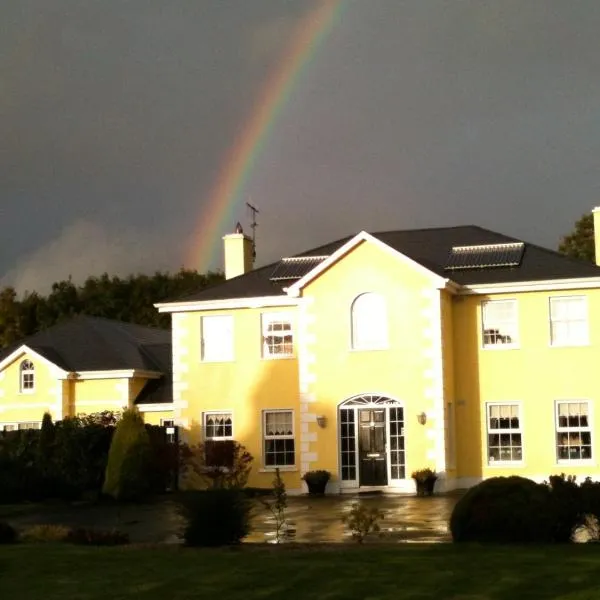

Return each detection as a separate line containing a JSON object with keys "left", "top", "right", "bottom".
{"left": 188, "top": 0, "right": 345, "bottom": 271}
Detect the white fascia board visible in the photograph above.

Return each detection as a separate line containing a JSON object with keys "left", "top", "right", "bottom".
{"left": 155, "top": 295, "right": 299, "bottom": 313}
{"left": 286, "top": 231, "right": 449, "bottom": 296}
{"left": 458, "top": 277, "right": 600, "bottom": 295}
{"left": 135, "top": 403, "right": 174, "bottom": 413}
{"left": 0, "top": 344, "right": 68, "bottom": 377}
{"left": 69, "top": 369, "right": 163, "bottom": 381}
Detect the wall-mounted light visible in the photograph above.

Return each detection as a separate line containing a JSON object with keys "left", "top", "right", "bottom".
{"left": 316, "top": 415, "right": 327, "bottom": 429}
{"left": 417, "top": 412, "right": 427, "bottom": 426}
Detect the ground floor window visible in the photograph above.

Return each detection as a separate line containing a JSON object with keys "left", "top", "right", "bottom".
{"left": 263, "top": 410, "right": 295, "bottom": 467}
{"left": 203, "top": 412, "right": 233, "bottom": 441}
{"left": 487, "top": 403, "right": 522, "bottom": 464}
{"left": 556, "top": 401, "right": 592, "bottom": 462}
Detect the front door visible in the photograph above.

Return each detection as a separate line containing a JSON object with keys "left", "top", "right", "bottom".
{"left": 358, "top": 408, "right": 388, "bottom": 486}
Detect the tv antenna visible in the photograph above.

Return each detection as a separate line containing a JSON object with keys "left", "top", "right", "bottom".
{"left": 246, "top": 200, "right": 259, "bottom": 262}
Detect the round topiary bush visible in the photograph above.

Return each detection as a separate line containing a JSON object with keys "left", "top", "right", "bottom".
{"left": 450, "top": 476, "right": 554, "bottom": 543}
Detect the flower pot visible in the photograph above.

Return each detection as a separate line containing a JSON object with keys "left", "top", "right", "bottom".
{"left": 415, "top": 477, "right": 437, "bottom": 496}
{"left": 305, "top": 480, "right": 328, "bottom": 495}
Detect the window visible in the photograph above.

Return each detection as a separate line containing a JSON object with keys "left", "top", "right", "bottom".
{"left": 351, "top": 293, "right": 388, "bottom": 350}
{"left": 262, "top": 313, "right": 294, "bottom": 358}
{"left": 17, "top": 422, "right": 41, "bottom": 430}
{"left": 20, "top": 360, "right": 35, "bottom": 392}
{"left": 556, "top": 401, "right": 592, "bottom": 462}
{"left": 263, "top": 410, "right": 295, "bottom": 467}
{"left": 550, "top": 296, "right": 588, "bottom": 346}
{"left": 482, "top": 300, "right": 518, "bottom": 347}
{"left": 203, "top": 412, "right": 233, "bottom": 441}
{"left": 486, "top": 403, "right": 522, "bottom": 464}
{"left": 201, "top": 315, "right": 234, "bottom": 362}
{"left": 1, "top": 425, "right": 16, "bottom": 432}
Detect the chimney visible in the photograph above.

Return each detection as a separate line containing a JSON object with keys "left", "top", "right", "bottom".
{"left": 593, "top": 208, "right": 600, "bottom": 266}
{"left": 222, "top": 223, "right": 254, "bottom": 279}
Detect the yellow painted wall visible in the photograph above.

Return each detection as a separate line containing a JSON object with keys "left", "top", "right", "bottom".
{"left": 142, "top": 410, "right": 174, "bottom": 426}
{"left": 177, "top": 307, "right": 300, "bottom": 489}
{"left": 453, "top": 289, "right": 600, "bottom": 481}
{"left": 71, "top": 378, "right": 128, "bottom": 415}
{"left": 0, "top": 353, "right": 63, "bottom": 424}
{"left": 441, "top": 291, "right": 457, "bottom": 475}
{"left": 302, "top": 240, "right": 444, "bottom": 488}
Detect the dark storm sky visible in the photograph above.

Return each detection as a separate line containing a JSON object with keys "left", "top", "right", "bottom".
{"left": 2, "top": 1, "right": 600, "bottom": 292}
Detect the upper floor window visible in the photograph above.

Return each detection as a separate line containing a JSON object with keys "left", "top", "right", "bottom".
{"left": 20, "top": 360, "right": 35, "bottom": 393}
{"left": 262, "top": 313, "right": 294, "bottom": 358}
{"left": 482, "top": 300, "right": 518, "bottom": 347}
{"left": 549, "top": 296, "right": 588, "bottom": 346}
{"left": 351, "top": 293, "right": 388, "bottom": 350}
{"left": 201, "top": 315, "right": 234, "bottom": 362}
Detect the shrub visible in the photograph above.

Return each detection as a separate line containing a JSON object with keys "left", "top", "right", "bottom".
{"left": 343, "top": 503, "right": 384, "bottom": 543}
{"left": 261, "top": 469, "right": 288, "bottom": 542}
{"left": 103, "top": 409, "right": 152, "bottom": 501}
{"left": 545, "top": 474, "right": 583, "bottom": 542}
{"left": 20, "top": 524, "right": 72, "bottom": 543}
{"left": 181, "top": 440, "right": 253, "bottom": 489}
{"left": 450, "top": 476, "right": 554, "bottom": 543}
{"left": 178, "top": 488, "right": 251, "bottom": 546}
{"left": 65, "top": 527, "right": 130, "bottom": 546}
{"left": 0, "top": 521, "right": 18, "bottom": 544}
{"left": 302, "top": 470, "right": 331, "bottom": 495}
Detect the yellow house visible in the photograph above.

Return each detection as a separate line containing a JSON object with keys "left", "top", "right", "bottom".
{"left": 156, "top": 207, "right": 600, "bottom": 495}
{"left": 0, "top": 316, "right": 173, "bottom": 428}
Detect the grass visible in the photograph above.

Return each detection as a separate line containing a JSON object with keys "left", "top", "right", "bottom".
{"left": 1, "top": 544, "right": 600, "bottom": 599}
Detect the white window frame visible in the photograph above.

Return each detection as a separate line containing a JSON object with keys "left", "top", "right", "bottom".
{"left": 555, "top": 400, "right": 593, "bottom": 464}
{"left": 350, "top": 292, "right": 388, "bottom": 350}
{"left": 262, "top": 409, "right": 295, "bottom": 469}
{"left": 203, "top": 411, "right": 234, "bottom": 441}
{"left": 485, "top": 402, "right": 524, "bottom": 466}
{"left": 549, "top": 296, "right": 589, "bottom": 347}
{"left": 481, "top": 299, "right": 519, "bottom": 349}
{"left": 201, "top": 315, "right": 234, "bottom": 362}
{"left": 1, "top": 422, "right": 41, "bottom": 431}
{"left": 19, "top": 359, "right": 35, "bottom": 393}
{"left": 261, "top": 312, "right": 294, "bottom": 359}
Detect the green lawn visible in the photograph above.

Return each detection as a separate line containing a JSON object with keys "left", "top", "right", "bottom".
{"left": 1, "top": 544, "right": 600, "bottom": 599}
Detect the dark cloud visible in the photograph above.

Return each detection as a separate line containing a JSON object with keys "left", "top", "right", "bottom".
{"left": 2, "top": 1, "right": 600, "bottom": 292}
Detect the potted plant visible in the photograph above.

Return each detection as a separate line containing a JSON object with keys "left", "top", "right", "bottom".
{"left": 302, "top": 470, "right": 331, "bottom": 495}
{"left": 411, "top": 468, "right": 437, "bottom": 496}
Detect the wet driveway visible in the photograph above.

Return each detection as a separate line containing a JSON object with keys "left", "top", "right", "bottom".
{"left": 3, "top": 492, "right": 461, "bottom": 544}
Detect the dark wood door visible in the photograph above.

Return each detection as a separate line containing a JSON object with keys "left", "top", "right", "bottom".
{"left": 358, "top": 409, "right": 388, "bottom": 486}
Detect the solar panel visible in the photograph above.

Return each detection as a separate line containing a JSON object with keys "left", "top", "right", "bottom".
{"left": 444, "top": 242, "right": 525, "bottom": 270}
{"left": 269, "top": 256, "right": 328, "bottom": 281}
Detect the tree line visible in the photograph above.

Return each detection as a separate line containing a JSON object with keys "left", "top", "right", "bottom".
{"left": 0, "top": 269, "right": 223, "bottom": 348}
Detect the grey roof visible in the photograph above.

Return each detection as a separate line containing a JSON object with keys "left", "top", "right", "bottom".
{"left": 0, "top": 315, "right": 171, "bottom": 374}
{"left": 173, "top": 225, "right": 600, "bottom": 302}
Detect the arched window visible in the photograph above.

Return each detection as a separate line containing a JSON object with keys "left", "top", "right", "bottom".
{"left": 351, "top": 293, "right": 388, "bottom": 350}
{"left": 20, "top": 360, "right": 35, "bottom": 393}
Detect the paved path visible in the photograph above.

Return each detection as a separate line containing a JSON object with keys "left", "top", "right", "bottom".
{"left": 3, "top": 492, "right": 461, "bottom": 544}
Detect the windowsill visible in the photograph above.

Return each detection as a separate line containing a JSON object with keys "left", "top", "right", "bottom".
{"left": 259, "top": 466, "right": 298, "bottom": 473}
{"left": 19, "top": 390, "right": 35, "bottom": 395}
{"left": 487, "top": 461, "right": 525, "bottom": 468}
{"left": 549, "top": 342, "right": 590, "bottom": 349}
{"left": 349, "top": 346, "right": 389, "bottom": 353}
{"left": 482, "top": 345, "right": 520, "bottom": 351}
{"left": 261, "top": 355, "right": 296, "bottom": 361}
{"left": 556, "top": 460, "right": 595, "bottom": 467}
{"left": 200, "top": 358, "right": 235, "bottom": 364}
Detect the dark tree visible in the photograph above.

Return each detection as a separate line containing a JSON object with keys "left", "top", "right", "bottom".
{"left": 558, "top": 213, "right": 595, "bottom": 263}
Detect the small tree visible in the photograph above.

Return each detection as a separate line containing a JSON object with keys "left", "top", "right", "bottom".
{"left": 261, "top": 469, "right": 288, "bottom": 543}
{"left": 102, "top": 409, "right": 152, "bottom": 501}
{"left": 558, "top": 213, "right": 595, "bottom": 263}
{"left": 343, "top": 503, "right": 384, "bottom": 543}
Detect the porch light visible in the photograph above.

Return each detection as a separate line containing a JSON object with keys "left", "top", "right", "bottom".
{"left": 417, "top": 412, "right": 427, "bottom": 426}
{"left": 316, "top": 415, "right": 327, "bottom": 428}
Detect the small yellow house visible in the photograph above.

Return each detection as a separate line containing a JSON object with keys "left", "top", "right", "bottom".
{"left": 0, "top": 316, "right": 173, "bottom": 429}
{"left": 157, "top": 207, "right": 600, "bottom": 495}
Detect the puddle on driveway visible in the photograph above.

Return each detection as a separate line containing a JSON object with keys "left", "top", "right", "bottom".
{"left": 247, "top": 493, "right": 460, "bottom": 544}
{"left": 5, "top": 492, "right": 461, "bottom": 544}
